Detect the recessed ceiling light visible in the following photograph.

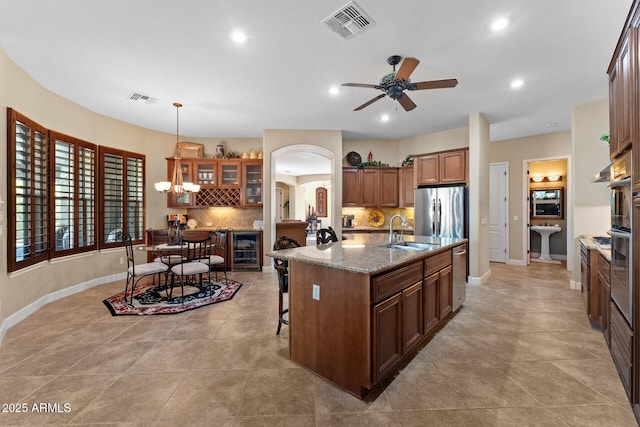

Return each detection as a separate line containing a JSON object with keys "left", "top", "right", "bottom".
{"left": 510, "top": 79, "right": 524, "bottom": 89}
{"left": 230, "top": 31, "right": 247, "bottom": 44}
{"left": 328, "top": 86, "right": 340, "bottom": 96}
{"left": 381, "top": 114, "right": 390, "bottom": 122}
{"left": 491, "top": 18, "right": 509, "bottom": 32}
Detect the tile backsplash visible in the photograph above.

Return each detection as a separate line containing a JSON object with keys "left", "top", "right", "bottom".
{"left": 187, "top": 208, "right": 262, "bottom": 230}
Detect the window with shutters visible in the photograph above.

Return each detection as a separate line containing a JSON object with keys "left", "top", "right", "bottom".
{"left": 6, "top": 108, "right": 146, "bottom": 272}
{"left": 50, "top": 131, "right": 97, "bottom": 257}
{"left": 99, "top": 147, "right": 145, "bottom": 248}
{"left": 7, "top": 109, "right": 49, "bottom": 272}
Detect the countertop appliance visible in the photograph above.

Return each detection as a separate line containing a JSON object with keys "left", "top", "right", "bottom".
{"left": 608, "top": 150, "right": 632, "bottom": 325}
{"left": 452, "top": 243, "right": 467, "bottom": 311}
{"left": 414, "top": 184, "right": 466, "bottom": 238}
{"left": 342, "top": 214, "right": 354, "bottom": 228}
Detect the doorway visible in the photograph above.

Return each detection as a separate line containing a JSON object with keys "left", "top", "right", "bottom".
{"left": 524, "top": 157, "right": 569, "bottom": 266}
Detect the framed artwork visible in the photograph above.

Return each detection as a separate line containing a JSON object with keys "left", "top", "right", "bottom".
{"left": 176, "top": 142, "right": 204, "bottom": 158}
{"left": 316, "top": 187, "right": 327, "bottom": 218}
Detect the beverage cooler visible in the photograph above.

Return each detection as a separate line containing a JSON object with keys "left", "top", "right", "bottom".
{"left": 231, "top": 231, "right": 262, "bottom": 271}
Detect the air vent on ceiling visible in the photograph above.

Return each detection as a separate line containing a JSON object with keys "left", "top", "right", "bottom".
{"left": 322, "top": 1, "right": 375, "bottom": 40}
{"left": 127, "top": 92, "right": 157, "bottom": 104}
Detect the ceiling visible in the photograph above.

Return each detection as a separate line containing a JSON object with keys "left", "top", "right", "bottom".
{"left": 0, "top": 1, "right": 631, "bottom": 146}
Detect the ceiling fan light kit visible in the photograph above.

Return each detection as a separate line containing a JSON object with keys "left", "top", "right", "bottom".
{"left": 342, "top": 55, "right": 458, "bottom": 111}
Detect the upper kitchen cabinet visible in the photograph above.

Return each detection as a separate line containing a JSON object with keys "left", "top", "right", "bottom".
{"left": 414, "top": 148, "right": 467, "bottom": 186}
{"left": 342, "top": 167, "right": 399, "bottom": 208}
{"left": 165, "top": 158, "right": 262, "bottom": 208}
{"left": 608, "top": 25, "right": 635, "bottom": 159}
{"left": 242, "top": 160, "right": 263, "bottom": 207}
{"left": 218, "top": 160, "right": 242, "bottom": 188}
{"left": 399, "top": 166, "right": 414, "bottom": 208}
{"left": 166, "top": 158, "right": 195, "bottom": 207}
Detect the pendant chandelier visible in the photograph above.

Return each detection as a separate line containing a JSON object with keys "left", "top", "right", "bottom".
{"left": 154, "top": 102, "right": 200, "bottom": 197}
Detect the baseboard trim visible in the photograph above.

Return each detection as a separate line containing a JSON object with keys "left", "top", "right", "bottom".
{"left": 468, "top": 268, "right": 492, "bottom": 285}
{"left": 506, "top": 259, "right": 528, "bottom": 266}
{"left": 569, "top": 279, "right": 581, "bottom": 291}
{"left": 0, "top": 272, "right": 127, "bottom": 346}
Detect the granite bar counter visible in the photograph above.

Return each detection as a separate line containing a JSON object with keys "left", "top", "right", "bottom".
{"left": 267, "top": 233, "right": 467, "bottom": 399}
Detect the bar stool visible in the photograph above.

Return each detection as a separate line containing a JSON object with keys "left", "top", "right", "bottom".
{"left": 272, "top": 235, "right": 301, "bottom": 335}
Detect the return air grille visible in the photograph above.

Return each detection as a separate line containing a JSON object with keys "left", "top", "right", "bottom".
{"left": 127, "top": 92, "right": 157, "bottom": 104}
{"left": 322, "top": 1, "right": 375, "bottom": 40}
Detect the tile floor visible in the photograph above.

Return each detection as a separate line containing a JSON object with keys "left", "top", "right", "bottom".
{"left": 0, "top": 262, "right": 638, "bottom": 426}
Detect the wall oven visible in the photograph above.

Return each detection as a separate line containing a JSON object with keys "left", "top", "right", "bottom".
{"left": 608, "top": 151, "right": 632, "bottom": 325}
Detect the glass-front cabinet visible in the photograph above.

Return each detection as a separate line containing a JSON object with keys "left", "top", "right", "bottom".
{"left": 243, "top": 160, "right": 263, "bottom": 206}
{"left": 218, "top": 160, "right": 241, "bottom": 187}
{"left": 195, "top": 161, "right": 217, "bottom": 186}
{"left": 167, "top": 158, "right": 194, "bottom": 207}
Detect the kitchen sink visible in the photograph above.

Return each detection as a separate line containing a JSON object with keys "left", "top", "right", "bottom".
{"left": 386, "top": 242, "right": 439, "bottom": 251}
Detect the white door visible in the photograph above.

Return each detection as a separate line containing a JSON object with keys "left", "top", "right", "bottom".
{"left": 489, "top": 163, "right": 508, "bottom": 263}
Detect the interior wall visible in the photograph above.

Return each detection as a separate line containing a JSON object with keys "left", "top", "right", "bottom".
{"left": 264, "top": 132, "right": 342, "bottom": 266}
{"left": 468, "top": 113, "right": 491, "bottom": 284}
{"left": 489, "top": 131, "right": 572, "bottom": 263}
{"left": 399, "top": 127, "right": 470, "bottom": 162}
{"left": 342, "top": 139, "right": 400, "bottom": 166}
{"left": 0, "top": 47, "right": 177, "bottom": 323}
{"left": 570, "top": 99, "right": 611, "bottom": 283}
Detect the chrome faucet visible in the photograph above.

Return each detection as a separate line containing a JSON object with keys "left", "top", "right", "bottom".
{"left": 389, "top": 214, "right": 407, "bottom": 243}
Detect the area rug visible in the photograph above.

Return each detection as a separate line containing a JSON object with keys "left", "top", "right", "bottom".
{"left": 103, "top": 279, "right": 242, "bottom": 316}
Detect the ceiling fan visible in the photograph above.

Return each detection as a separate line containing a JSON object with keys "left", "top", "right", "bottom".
{"left": 342, "top": 55, "right": 458, "bottom": 112}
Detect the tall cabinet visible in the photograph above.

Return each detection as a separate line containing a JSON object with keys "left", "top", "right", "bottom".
{"left": 608, "top": 0, "right": 640, "bottom": 420}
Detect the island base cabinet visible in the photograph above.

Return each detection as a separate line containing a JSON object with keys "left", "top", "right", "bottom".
{"left": 424, "top": 273, "right": 439, "bottom": 334}
{"left": 289, "top": 261, "right": 372, "bottom": 399}
{"left": 439, "top": 265, "right": 453, "bottom": 319}
{"left": 373, "top": 280, "right": 424, "bottom": 382}
{"left": 373, "top": 294, "right": 403, "bottom": 382}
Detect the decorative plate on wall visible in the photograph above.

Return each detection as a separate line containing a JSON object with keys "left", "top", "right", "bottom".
{"left": 346, "top": 151, "right": 362, "bottom": 166}
{"left": 368, "top": 210, "right": 385, "bottom": 227}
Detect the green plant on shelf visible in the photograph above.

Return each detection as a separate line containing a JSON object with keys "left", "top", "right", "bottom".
{"left": 356, "top": 160, "right": 390, "bottom": 168}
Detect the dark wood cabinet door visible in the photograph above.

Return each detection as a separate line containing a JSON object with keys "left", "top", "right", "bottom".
{"left": 581, "top": 258, "right": 591, "bottom": 313}
{"left": 423, "top": 272, "right": 439, "bottom": 334}
{"left": 599, "top": 272, "right": 611, "bottom": 347}
{"left": 373, "top": 293, "right": 403, "bottom": 382}
{"left": 361, "top": 169, "right": 379, "bottom": 207}
{"left": 402, "top": 281, "right": 424, "bottom": 353}
{"left": 438, "top": 265, "right": 453, "bottom": 319}
{"left": 415, "top": 154, "right": 440, "bottom": 186}
{"left": 440, "top": 150, "right": 467, "bottom": 183}
{"left": 379, "top": 168, "right": 399, "bottom": 207}
{"left": 342, "top": 168, "right": 359, "bottom": 207}
{"left": 399, "top": 166, "right": 414, "bottom": 208}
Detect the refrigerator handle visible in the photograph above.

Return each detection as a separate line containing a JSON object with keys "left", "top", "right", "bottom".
{"left": 438, "top": 198, "right": 442, "bottom": 235}
{"left": 432, "top": 198, "right": 436, "bottom": 234}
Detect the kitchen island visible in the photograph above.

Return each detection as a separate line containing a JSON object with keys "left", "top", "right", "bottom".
{"left": 267, "top": 233, "right": 467, "bottom": 399}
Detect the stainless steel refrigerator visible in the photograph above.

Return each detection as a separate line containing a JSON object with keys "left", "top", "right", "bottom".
{"left": 414, "top": 185, "right": 466, "bottom": 238}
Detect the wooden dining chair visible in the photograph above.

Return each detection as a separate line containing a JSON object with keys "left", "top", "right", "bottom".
{"left": 316, "top": 227, "right": 338, "bottom": 244}
{"left": 123, "top": 233, "right": 169, "bottom": 305}
{"left": 272, "top": 235, "right": 301, "bottom": 335}
{"left": 169, "top": 235, "right": 211, "bottom": 303}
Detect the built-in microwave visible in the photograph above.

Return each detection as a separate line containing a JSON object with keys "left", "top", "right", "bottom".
{"left": 608, "top": 150, "right": 632, "bottom": 325}
{"left": 609, "top": 151, "right": 631, "bottom": 233}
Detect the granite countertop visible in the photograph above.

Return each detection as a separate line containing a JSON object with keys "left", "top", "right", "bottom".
{"left": 343, "top": 226, "right": 415, "bottom": 232}
{"left": 579, "top": 234, "right": 611, "bottom": 262}
{"left": 266, "top": 233, "right": 467, "bottom": 275}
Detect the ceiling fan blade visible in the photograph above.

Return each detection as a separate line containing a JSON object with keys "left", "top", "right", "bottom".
{"left": 354, "top": 94, "right": 386, "bottom": 111}
{"left": 397, "top": 93, "right": 417, "bottom": 111}
{"left": 412, "top": 78, "right": 459, "bottom": 90}
{"left": 342, "top": 83, "right": 382, "bottom": 89}
{"left": 395, "top": 57, "right": 420, "bottom": 81}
